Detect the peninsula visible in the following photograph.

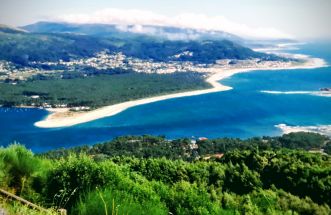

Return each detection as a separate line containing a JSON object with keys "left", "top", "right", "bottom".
{"left": 35, "top": 55, "right": 326, "bottom": 128}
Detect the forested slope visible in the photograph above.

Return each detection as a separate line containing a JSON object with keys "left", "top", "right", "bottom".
{"left": 1, "top": 132, "right": 330, "bottom": 214}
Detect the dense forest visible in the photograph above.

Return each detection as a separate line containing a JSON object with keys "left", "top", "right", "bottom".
{"left": 1, "top": 132, "right": 331, "bottom": 214}
{"left": 43, "top": 132, "right": 331, "bottom": 160}
{"left": 0, "top": 72, "right": 211, "bottom": 108}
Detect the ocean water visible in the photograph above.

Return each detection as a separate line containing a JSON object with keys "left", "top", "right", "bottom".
{"left": 0, "top": 42, "right": 331, "bottom": 152}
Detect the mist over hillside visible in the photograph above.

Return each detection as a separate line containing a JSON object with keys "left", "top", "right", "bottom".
{"left": 0, "top": 22, "right": 284, "bottom": 66}
{"left": 22, "top": 21, "right": 242, "bottom": 42}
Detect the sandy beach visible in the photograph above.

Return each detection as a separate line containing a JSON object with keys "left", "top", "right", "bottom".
{"left": 34, "top": 56, "right": 328, "bottom": 128}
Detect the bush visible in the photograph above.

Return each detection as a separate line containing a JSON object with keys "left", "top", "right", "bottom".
{"left": 45, "top": 154, "right": 107, "bottom": 210}
{"left": 0, "top": 144, "right": 50, "bottom": 201}
{"left": 167, "top": 181, "right": 222, "bottom": 215}
{"left": 279, "top": 132, "right": 327, "bottom": 150}
{"left": 73, "top": 188, "right": 168, "bottom": 215}
{"left": 224, "top": 163, "right": 262, "bottom": 194}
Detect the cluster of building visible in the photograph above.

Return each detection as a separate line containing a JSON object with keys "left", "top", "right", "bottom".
{"left": 28, "top": 100, "right": 91, "bottom": 110}
{"left": 32, "top": 51, "right": 210, "bottom": 74}
{"left": 0, "top": 61, "right": 11, "bottom": 72}
{"left": 0, "top": 60, "right": 47, "bottom": 82}
{"left": 36, "top": 51, "right": 294, "bottom": 75}
{"left": 0, "top": 51, "right": 295, "bottom": 82}
{"left": 215, "top": 58, "right": 293, "bottom": 69}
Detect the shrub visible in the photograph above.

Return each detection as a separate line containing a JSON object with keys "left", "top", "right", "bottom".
{"left": 45, "top": 154, "right": 107, "bottom": 210}
{"left": 73, "top": 188, "right": 168, "bottom": 215}
{"left": 0, "top": 144, "right": 50, "bottom": 201}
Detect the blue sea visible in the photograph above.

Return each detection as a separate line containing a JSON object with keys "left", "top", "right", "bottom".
{"left": 1, "top": 42, "right": 331, "bottom": 152}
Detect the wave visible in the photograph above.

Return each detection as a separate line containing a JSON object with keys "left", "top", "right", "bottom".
{"left": 261, "top": 90, "right": 331, "bottom": 97}
{"left": 252, "top": 42, "right": 306, "bottom": 53}
{"left": 276, "top": 124, "right": 331, "bottom": 136}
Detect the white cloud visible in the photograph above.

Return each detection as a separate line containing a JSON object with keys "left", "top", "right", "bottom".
{"left": 116, "top": 25, "right": 156, "bottom": 35}
{"left": 55, "top": 8, "right": 293, "bottom": 39}
{"left": 114, "top": 24, "right": 201, "bottom": 40}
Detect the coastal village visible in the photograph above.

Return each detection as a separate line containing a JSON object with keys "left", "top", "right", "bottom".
{"left": 0, "top": 51, "right": 295, "bottom": 83}
{"left": 0, "top": 51, "right": 305, "bottom": 111}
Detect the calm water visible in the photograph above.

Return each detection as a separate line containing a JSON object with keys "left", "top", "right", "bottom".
{"left": 1, "top": 42, "right": 331, "bottom": 152}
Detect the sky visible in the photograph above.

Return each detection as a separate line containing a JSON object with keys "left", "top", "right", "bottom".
{"left": 0, "top": 0, "right": 330, "bottom": 40}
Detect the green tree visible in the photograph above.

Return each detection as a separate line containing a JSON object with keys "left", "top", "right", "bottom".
{"left": 224, "top": 163, "right": 262, "bottom": 195}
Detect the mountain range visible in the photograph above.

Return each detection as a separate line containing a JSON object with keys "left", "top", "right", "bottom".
{"left": 0, "top": 22, "right": 285, "bottom": 66}
{"left": 22, "top": 21, "right": 243, "bottom": 42}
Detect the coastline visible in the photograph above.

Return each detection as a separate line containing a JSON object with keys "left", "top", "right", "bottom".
{"left": 34, "top": 56, "right": 328, "bottom": 128}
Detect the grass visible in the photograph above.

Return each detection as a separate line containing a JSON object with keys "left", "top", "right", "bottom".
{"left": 0, "top": 72, "right": 211, "bottom": 108}
{"left": 0, "top": 196, "right": 58, "bottom": 215}
{"left": 73, "top": 188, "right": 168, "bottom": 215}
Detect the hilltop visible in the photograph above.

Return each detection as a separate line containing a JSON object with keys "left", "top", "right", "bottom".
{"left": 0, "top": 22, "right": 282, "bottom": 66}
{"left": 22, "top": 21, "right": 242, "bottom": 42}
{"left": 0, "top": 24, "right": 26, "bottom": 34}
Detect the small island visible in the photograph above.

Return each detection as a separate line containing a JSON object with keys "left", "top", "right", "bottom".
{"left": 320, "top": 87, "right": 331, "bottom": 91}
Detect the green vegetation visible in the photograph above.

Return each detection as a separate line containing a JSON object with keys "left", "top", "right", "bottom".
{"left": 324, "top": 141, "right": 331, "bottom": 154}
{"left": 43, "top": 132, "right": 330, "bottom": 160}
{"left": 0, "top": 197, "right": 58, "bottom": 215}
{"left": 73, "top": 187, "right": 168, "bottom": 215}
{"left": 1, "top": 132, "right": 331, "bottom": 214}
{"left": 0, "top": 30, "right": 114, "bottom": 65}
{"left": 0, "top": 26, "right": 282, "bottom": 66}
{"left": 0, "top": 72, "right": 211, "bottom": 108}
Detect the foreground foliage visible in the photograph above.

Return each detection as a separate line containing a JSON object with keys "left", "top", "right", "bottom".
{"left": 0, "top": 133, "right": 331, "bottom": 214}
{"left": 0, "top": 196, "right": 58, "bottom": 215}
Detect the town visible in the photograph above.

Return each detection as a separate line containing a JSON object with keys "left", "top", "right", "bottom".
{"left": 0, "top": 51, "right": 296, "bottom": 82}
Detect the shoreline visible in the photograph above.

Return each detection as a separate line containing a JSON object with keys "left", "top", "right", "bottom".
{"left": 34, "top": 56, "right": 328, "bottom": 128}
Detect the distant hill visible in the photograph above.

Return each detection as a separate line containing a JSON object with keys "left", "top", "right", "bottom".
{"left": 22, "top": 21, "right": 243, "bottom": 42}
{"left": 0, "top": 24, "right": 27, "bottom": 34}
{"left": 0, "top": 29, "right": 116, "bottom": 65}
{"left": 22, "top": 22, "right": 298, "bottom": 48}
{"left": 0, "top": 22, "right": 283, "bottom": 66}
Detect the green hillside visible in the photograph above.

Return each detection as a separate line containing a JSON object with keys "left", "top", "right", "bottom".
{"left": 0, "top": 24, "right": 283, "bottom": 66}
{"left": 1, "top": 132, "right": 330, "bottom": 215}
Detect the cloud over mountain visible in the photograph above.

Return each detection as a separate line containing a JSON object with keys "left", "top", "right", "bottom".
{"left": 54, "top": 8, "right": 292, "bottom": 40}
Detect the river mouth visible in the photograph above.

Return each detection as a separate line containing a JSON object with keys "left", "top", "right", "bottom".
{"left": 1, "top": 42, "right": 331, "bottom": 152}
